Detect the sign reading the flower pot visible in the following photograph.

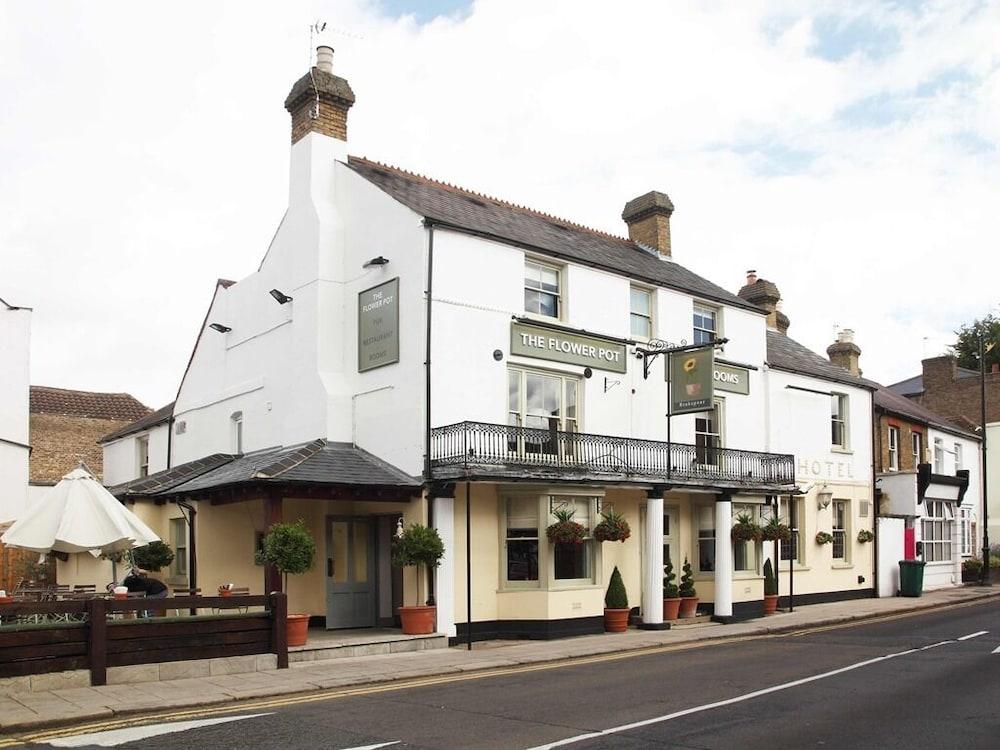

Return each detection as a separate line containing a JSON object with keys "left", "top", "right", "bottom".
{"left": 713, "top": 363, "right": 750, "bottom": 395}
{"left": 358, "top": 278, "right": 399, "bottom": 372}
{"left": 510, "top": 321, "right": 627, "bottom": 373}
{"left": 669, "top": 347, "right": 714, "bottom": 415}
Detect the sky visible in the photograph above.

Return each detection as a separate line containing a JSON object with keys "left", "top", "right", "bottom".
{"left": 2, "top": 0, "right": 999, "bottom": 409}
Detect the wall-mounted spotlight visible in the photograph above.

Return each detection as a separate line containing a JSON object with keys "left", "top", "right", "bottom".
{"left": 363, "top": 256, "right": 390, "bottom": 269}
{"left": 269, "top": 289, "right": 293, "bottom": 304}
{"left": 209, "top": 323, "right": 231, "bottom": 333}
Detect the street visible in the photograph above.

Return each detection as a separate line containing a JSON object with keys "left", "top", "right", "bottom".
{"left": 12, "top": 599, "right": 1000, "bottom": 750}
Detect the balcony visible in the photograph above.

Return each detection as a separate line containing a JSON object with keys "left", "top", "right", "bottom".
{"left": 430, "top": 421, "right": 796, "bottom": 491}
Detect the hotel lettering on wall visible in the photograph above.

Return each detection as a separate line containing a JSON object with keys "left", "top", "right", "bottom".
{"left": 510, "top": 322, "right": 627, "bottom": 373}
{"left": 358, "top": 278, "right": 399, "bottom": 372}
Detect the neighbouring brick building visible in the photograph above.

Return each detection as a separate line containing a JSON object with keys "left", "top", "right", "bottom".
{"left": 888, "top": 355, "right": 1000, "bottom": 430}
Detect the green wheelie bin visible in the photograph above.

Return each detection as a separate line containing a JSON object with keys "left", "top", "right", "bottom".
{"left": 899, "top": 559, "right": 926, "bottom": 597}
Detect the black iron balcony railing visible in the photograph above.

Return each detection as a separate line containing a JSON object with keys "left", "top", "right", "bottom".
{"left": 430, "top": 421, "right": 796, "bottom": 488}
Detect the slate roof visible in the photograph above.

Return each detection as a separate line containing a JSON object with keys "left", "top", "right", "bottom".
{"left": 886, "top": 367, "right": 979, "bottom": 397}
{"left": 873, "top": 385, "right": 980, "bottom": 440}
{"left": 765, "top": 331, "right": 875, "bottom": 390}
{"left": 108, "top": 439, "right": 420, "bottom": 499}
{"left": 30, "top": 386, "right": 150, "bottom": 422}
{"left": 99, "top": 402, "right": 175, "bottom": 444}
{"left": 345, "top": 157, "right": 764, "bottom": 314}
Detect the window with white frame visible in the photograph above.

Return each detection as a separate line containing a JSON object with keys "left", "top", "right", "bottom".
{"left": 922, "top": 500, "right": 954, "bottom": 562}
{"left": 831, "top": 500, "right": 849, "bottom": 562}
{"left": 960, "top": 507, "right": 973, "bottom": 557}
{"left": 630, "top": 286, "right": 653, "bottom": 339}
{"left": 524, "top": 260, "right": 561, "bottom": 319}
{"left": 933, "top": 437, "right": 944, "bottom": 473}
{"left": 778, "top": 497, "right": 803, "bottom": 564}
{"left": 504, "top": 497, "right": 539, "bottom": 585}
{"left": 696, "top": 504, "right": 715, "bottom": 573}
{"left": 137, "top": 436, "right": 150, "bottom": 478}
{"left": 954, "top": 443, "right": 963, "bottom": 471}
{"left": 507, "top": 368, "right": 580, "bottom": 454}
{"left": 732, "top": 503, "right": 758, "bottom": 573}
{"left": 695, "top": 400, "right": 724, "bottom": 465}
{"left": 831, "top": 394, "right": 849, "bottom": 449}
{"left": 887, "top": 426, "right": 900, "bottom": 471}
{"left": 550, "top": 497, "right": 595, "bottom": 583}
{"left": 170, "top": 517, "right": 188, "bottom": 580}
{"left": 692, "top": 303, "right": 719, "bottom": 345}
{"left": 912, "top": 431, "right": 922, "bottom": 463}
{"left": 231, "top": 411, "right": 244, "bottom": 455}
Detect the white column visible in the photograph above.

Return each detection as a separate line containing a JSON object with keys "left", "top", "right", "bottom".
{"left": 433, "top": 495, "right": 456, "bottom": 637}
{"left": 643, "top": 493, "right": 664, "bottom": 626}
{"left": 714, "top": 496, "right": 734, "bottom": 619}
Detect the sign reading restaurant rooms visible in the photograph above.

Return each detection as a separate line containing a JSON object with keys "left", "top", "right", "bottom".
{"left": 358, "top": 278, "right": 399, "bottom": 372}
{"left": 510, "top": 321, "right": 627, "bottom": 373}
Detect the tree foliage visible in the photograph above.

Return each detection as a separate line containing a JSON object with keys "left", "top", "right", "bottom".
{"left": 952, "top": 314, "right": 1000, "bottom": 371}
{"left": 663, "top": 558, "right": 679, "bottom": 599}
{"left": 259, "top": 521, "right": 316, "bottom": 578}
{"left": 132, "top": 541, "right": 174, "bottom": 572}
{"left": 392, "top": 523, "right": 445, "bottom": 606}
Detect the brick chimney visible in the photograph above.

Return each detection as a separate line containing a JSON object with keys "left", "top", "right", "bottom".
{"left": 284, "top": 45, "right": 355, "bottom": 145}
{"left": 827, "top": 329, "right": 862, "bottom": 376}
{"left": 921, "top": 355, "right": 957, "bottom": 391}
{"left": 738, "top": 270, "right": 790, "bottom": 334}
{"left": 622, "top": 191, "right": 674, "bottom": 257}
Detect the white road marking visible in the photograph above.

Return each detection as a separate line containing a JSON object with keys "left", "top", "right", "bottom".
{"left": 44, "top": 713, "right": 272, "bottom": 747}
{"left": 957, "top": 630, "right": 988, "bottom": 641}
{"left": 340, "top": 743, "right": 400, "bottom": 750}
{"left": 524, "top": 640, "right": 968, "bottom": 749}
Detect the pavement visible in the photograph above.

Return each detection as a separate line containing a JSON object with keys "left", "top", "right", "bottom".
{"left": 1, "top": 585, "right": 997, "bottom": 735}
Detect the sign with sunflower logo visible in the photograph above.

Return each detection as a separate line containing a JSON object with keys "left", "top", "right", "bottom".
{"left": 669, "top": 347, "right": 714, "bottom": 415}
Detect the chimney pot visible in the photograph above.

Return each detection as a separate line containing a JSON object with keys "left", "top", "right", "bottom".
{"left": 316, "top": 45, "right": 334, "bottom": 74}
{"left": 838, "top": 328, "right": 855, "bottom": 344}
{"left": 827, "top": 330, "right": 862, "bottom": 376}
{"left": 746, "top": 269, "right": 757, "bottom": 285}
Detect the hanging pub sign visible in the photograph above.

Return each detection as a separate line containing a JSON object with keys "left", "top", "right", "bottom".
{"left": 358, "top": 278, "right": 399, "bottom": 372}
{"left": 510, "top": 321, "right": 627, "bottom": 374}
{"left": 669, "top": 347, "right": 714, "bottom": 415}
{"left": 665, "top": 355, "right": 749, "bottom": 395}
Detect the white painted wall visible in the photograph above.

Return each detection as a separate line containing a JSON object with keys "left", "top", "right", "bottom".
{"left": 0, "top": 304, "right": 31, "bottom": 522}
{"left": 877, "top": 516, "right": 905, "bottom": 597}
{"left": 102, "top": 421, "right": 171, "bottom": 487}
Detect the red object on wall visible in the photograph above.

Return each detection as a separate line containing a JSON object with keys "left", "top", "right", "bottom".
{"left": 904, "top": 527, "right": 916, "bottom": 560}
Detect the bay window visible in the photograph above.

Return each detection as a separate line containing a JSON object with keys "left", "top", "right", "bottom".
{"left": 504, "top": 497, "right": 539, "bottom": 584}
{"left": 550, "top": 497, "right": 594, "bottom": 583}
{"left": 922, "top": 500, "right": 954, "bottom": 562}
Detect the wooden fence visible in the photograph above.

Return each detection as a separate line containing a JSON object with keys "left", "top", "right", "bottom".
{"left": 0, "top": 593, "right": 288, "bottom": 686}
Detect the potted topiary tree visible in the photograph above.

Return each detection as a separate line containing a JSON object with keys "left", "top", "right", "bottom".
{"left": 763, "top": 558, "right": 778, "bottom": 615}
{"left": 258, "top": 520, "right": 316, "bottom": 647}
{"left": 662, "top": 558, "right": 681, "bottom": 620}
{"left": 678, "top": 557, "right": 698, "bottom": 618}
{"left": 392, "top": 523, "right": 445, "bottom": 634}
{"left": 604, "top": 566, "right": 629, "bottom": 632}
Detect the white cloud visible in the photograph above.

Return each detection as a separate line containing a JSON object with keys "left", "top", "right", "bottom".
{"left": 1, "top": 0, "right": 998, "bottom": 407}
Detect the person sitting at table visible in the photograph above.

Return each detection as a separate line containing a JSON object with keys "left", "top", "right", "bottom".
{"left": 122, "top": 568, "right": 169, "bottom": 616}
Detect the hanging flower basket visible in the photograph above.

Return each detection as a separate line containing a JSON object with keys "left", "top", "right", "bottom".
{"left": 593, "top": 509, "right": 631, "bottom": 543}
{"left": 731, "top": 513, "right": 763, "bottom": 543}
{"left": 546, "top": 507, "right": 588, "bottom": 545}
{"left": 761, "top": 517, "right": 792, "bottom": 542}
{"left": 815, "top": 531, "right": 834, "bottom": 545}
{"left": 857, "top": 529, "right": 874, "bottom": 543}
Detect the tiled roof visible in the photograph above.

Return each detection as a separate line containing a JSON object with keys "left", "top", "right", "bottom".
{"left": 345, "top": 157, "right": 764, "bottom": 314}
{"left": 99, "top": 402, "right": 175, "bottom": 444}
{"left": 873, "top": 385, "right": 980, "bottom": 440}
{"left": 765, "top": 331, "right": 874, "bottom": 390}
{"left": 30, "top": 386, "right": 150, "bottom": 422}
{"left": 887, "top": 366, "right": 979, "bottom": 397}
{"left": 109, "top": 440, "right": 420, "bottom": 499}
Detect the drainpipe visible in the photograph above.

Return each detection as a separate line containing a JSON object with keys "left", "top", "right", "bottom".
{"left": 176, "top": 499, "right": 197, "bottom": 613}
{"left": 424, "top": 221, "right": 436, "bottom": 606}
{"left": 166, "top": 414, "right": 173, "bottom": 470}
{"left": 871, "top": 403, "right": 879, "bottom": 598}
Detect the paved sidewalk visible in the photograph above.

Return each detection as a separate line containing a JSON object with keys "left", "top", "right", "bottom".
{"left": 1, "top": 586, "right": 996, "bottom": 732}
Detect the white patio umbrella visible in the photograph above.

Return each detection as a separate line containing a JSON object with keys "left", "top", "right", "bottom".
{"left": 0, "top": 464, "right": 159, "bottom": 556}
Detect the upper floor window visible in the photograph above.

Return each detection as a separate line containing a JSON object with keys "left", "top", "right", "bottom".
{"left": 231, "top": 411, "right": 244, "bottom": 455}
{"left": 136, "top": 436, "right": 150, "bottom": 478}
{"left": 954, "top": 443, "right": 963, "bottom": 471}
{"left": 912, "top": 431, "right": 922, "bottom": 463}
{"left": 524, "top": 260, "right": 561, "bottom": 319}
{"left": 831, "top": 394, "right": 849, "bottom": 449}
{"left": 695, "top": 399, "right": 724, "bottom": 465}
{"left": 887, "top": 426, "right": 900, "bottom": 471}
{"left": 933, "top": 437, "right": 944, "bottom": 473}
{"left": 692, "top": 303, "right": 718, "bottom": 345}
{"left": 630, "top": 287, "right": 653, "bottom": 339}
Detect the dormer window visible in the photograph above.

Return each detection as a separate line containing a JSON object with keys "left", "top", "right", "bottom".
{"left": 524, "top": 260, "right": 561, "bottom": 319}
{"left": 231, "top": 411, "right": 244, "bottom": 455}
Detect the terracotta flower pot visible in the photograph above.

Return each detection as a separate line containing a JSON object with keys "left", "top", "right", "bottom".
{"left": 286, "top": 613, "right": 310, "bottom": 647}
{"left": 604, "top": 608, "right": 630, "bottom": 633}
{"left": 219, "top": 589, "right": 232, "bottom": 598}
{"left": 662, "top": 597, "right": 682, "bottom": 621}
{"left": 679, "top": 596, "right": 699, "bottom": 618}
{"left": 763, "top": 594, "right": 779, "bottom": 616}
{"left": 113, "top": 593, "right": 128, "bottom": 601}
{"left": 399, "top": 605, "right": 437, "bottom": 635}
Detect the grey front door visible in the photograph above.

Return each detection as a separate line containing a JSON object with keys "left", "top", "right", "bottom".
{"left": 325, "top": 517, "right": 376, "bottom": 629}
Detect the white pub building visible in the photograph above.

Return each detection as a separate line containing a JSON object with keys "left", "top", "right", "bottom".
{"left": 78, "top": 48, "right": 877, "bottom": 640}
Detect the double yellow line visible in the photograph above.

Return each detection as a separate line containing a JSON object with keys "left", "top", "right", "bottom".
{"left": 5, "top": 596, "right": 996, "bottom": 748}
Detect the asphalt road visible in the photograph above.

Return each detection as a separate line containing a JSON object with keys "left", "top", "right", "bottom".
{"left": 18, "top": 599, "right": 1000, "bottom": 749}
